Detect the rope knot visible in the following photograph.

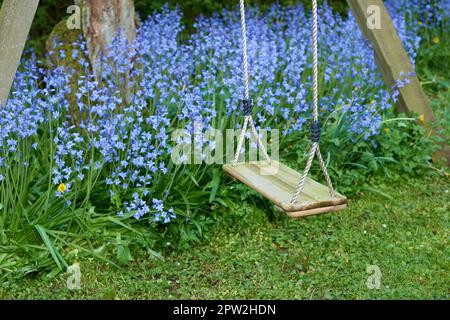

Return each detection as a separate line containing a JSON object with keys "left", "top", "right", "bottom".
{"left": 311, "top": 120, "right": 321, "bottom": 142}
{"left": 242, "top": 99, "right": 253, "bottom": 116}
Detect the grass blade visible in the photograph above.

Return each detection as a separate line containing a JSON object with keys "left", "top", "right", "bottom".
{"left": 34, "top": 225, "right": 66, "bottom": 271}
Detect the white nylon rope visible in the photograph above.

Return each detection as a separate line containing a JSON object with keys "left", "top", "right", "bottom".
{"left": 240, "top": 0, "right": 250, "bottom": 100}
{"left": 233, "top": 0, "right": 271, "bottom": 167}
{"left": 290, "top": 0, "right": 335, "bottom": 205}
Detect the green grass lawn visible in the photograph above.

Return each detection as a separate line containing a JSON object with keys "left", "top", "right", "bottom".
{"left": 1, "top": 175, "right": 448, "bottom": 299}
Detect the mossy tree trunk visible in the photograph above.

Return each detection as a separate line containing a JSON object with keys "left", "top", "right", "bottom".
{"left": 82, "top": 0, "right": 136, "bottom": 79}
{"left": 45, "top": 0, "right": 136, "bottom": 124}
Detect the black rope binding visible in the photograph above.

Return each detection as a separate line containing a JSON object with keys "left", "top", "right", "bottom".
{"left": 311, "top": 120, "right": 321, "bottom": 142}
{"left": 242, "top": 99, "right": 252, "bottom": 116}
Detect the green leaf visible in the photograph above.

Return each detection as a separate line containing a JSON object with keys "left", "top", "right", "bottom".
{"left": 105, "top": 216, "right": 142, "bottom": 235}
{"left": 34, "top": 225, "right": 66, "bottom": 270}
{"left": 209, "top": 169, "right": 221, "bottom": 203}
{"left": 361, "top": 186, "right": 394, "bottom": 201}
{"left": 116, "top": 245, "right": 132, "bottom": 265}
{"left": 148, "top": 249, "right": 164, "bottom": 261}
{"left": 369, "top": 159, "right": 378, "bottom": 172}
{"left": 189, "top": 174, "right": 200, "bottom": 187}
{"left": 332, "top": 138, "right": 341, "bottom": 147}
{"left": 0, "top": 216, "right": 5, "bottom": 243}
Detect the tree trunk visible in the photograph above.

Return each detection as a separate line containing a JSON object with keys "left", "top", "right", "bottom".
{"left": 0, "top": 0, "right": 39, "bottom": 107}
{"left": 82, "top": 0, "right": 136, "bottom": 78}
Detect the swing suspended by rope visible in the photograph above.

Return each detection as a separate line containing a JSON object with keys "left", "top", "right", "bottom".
{"left": 223, "top": 0, "right": 347, "bottom": 218}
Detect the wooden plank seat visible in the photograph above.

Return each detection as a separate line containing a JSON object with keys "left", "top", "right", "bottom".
{"left": 223, "top": 160, "right": 347, "bottom": 218}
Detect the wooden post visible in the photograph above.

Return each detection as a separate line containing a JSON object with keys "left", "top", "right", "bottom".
{"left": 0, "top": 0, "right": 39, "bottom": 107}
{"left": 348, "top": 0, "right": 450, "bottom": 164}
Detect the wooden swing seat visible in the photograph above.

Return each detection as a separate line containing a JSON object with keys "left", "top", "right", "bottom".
{"left": 223, "top": 160, "right": 347, "bottom": 218}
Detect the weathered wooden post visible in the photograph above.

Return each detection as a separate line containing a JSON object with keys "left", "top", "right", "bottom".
{"left": 348, "top": 0, "right": 450, "bottom": 164}
{"left": 0, "top": 0, "right": 40, "bottom": 107}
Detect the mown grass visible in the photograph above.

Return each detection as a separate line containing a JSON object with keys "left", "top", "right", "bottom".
{"left": 0, "top": 174, "right": 448, "bottom": 300}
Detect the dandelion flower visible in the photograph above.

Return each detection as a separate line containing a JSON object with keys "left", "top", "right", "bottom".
{"left": 418, "top": 114, "right": 425, "bottom": 124}
{"left": 433, "top": 37, "right": 440, "bottom": 44}
{"left": 58, "top": 183, "right": 67, "bottom": 193}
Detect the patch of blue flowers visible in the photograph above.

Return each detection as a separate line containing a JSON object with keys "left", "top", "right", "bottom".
{"left": 0, "top": 1, "right": 448, "bottom": 222}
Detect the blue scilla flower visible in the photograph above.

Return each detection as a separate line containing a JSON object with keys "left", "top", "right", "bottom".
{"left": 152, "top": 199, "right": 164, "bottom": 212}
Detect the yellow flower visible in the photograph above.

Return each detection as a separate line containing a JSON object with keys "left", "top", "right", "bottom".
{"left": 58, "top": 183, "right": 67, "bottom": 193}
{"left": 433, "top": 36, "right": 440, "bottom": 44}
{"left": 418, "top": 114, "right": 425, "bottom": 124}
{"left": 384, "top": 128, "right": 391, "bottom": 134}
